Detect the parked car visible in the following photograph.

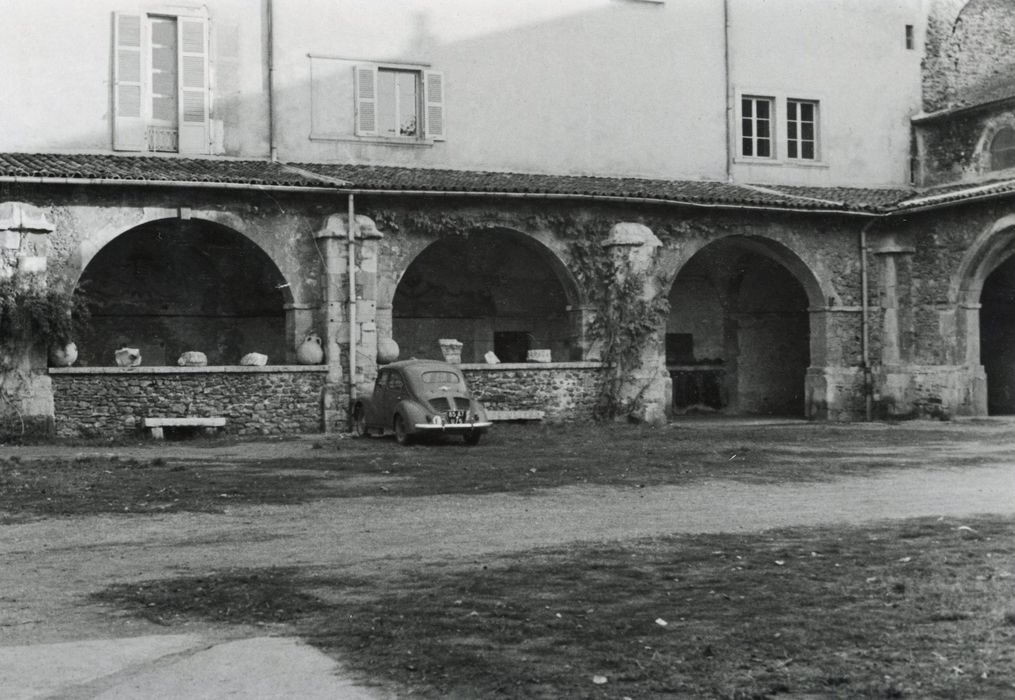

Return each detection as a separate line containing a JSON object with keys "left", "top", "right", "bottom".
{"left": 352, "top": 359, "right": 492, "bottom": 445}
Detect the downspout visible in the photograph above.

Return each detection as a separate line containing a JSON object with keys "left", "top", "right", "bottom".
{"left": 266, "top": 0, "right": 277, "bottom": 162}
{"left": 347, "top": 193, "right": 357, "bottom": 402}
{"left": 860, "top": 220, "right": 876, "bottom": 421}
{"left": 723, "top": 0, "right": 733, "bottom": 183}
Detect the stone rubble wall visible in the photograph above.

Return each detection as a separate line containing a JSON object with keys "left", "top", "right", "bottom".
{"left": 461, "top": 362, "right": 607, "bottom": 421}
{"left": 51, "top": 368, "right": 329, "bottom": 437}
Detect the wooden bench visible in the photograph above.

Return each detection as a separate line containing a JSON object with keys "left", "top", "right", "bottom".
{"left": 486, "top": 409, "right": 545, "bottom": 422}
{"left": 142, "top": 416, "right": 226, "bottom": 439}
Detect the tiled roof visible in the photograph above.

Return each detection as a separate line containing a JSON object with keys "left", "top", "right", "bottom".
{"left": 0, "top": 152, "right": 327, "bottom": 188}
{"left": 300, "top": 162, "right": 910, "bottom": 213}
{"left": 2, "top": 151, "right": 1013, "bottom": 215}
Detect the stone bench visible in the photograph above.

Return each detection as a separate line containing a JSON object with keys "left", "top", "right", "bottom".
{"left": 142, "top": 416, "right": 226, "bottom": 439}
{"left": 486, "top": 409, "right": 545, "bottom": 422}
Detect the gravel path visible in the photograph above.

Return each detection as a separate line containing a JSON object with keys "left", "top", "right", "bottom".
{"left": 1, "top": 429, "right": 1013, "bottom": 698}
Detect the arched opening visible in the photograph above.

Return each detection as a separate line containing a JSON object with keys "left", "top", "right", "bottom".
{"left": 990, "top": 126, "right": 1015, "bottom": 171}
{"left": 75, "top": 219, "right": 289, "bottom": 367}
{"left": 666, "top": 238, "right": 811, "bottom": 416}
{"left": 979, "top": 252, "right": 1015, "bottom": 413}
{"left": 392, "top": 229, "right": 579, "bottom": 363}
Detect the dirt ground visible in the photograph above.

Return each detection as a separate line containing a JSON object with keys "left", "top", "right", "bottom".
{"left": 3, "top": 418, "right": 1015, "bottom": 653}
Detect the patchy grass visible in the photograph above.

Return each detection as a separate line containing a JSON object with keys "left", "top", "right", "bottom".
{"left": 2, "top": 421, "right": 1012, "bottom": 520}
{"left": 93, "top": 515, "right": 1015, "bottom": 699}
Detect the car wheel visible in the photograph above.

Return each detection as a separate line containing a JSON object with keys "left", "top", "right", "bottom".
{"left": 352, "top": 405, "right": 369, "bottom": 438}
{"left": 394, "top": 415, "right": 413, "bottom": 446}
{"left": 463, "top": 430, "right": 482, "bottom": 446}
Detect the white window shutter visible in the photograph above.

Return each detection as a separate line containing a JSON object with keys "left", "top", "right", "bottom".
{"left": 177, "top": 17, "right": 210, "bottom": 154}
{"left": 354, "top": 65, "right": 378, "bottom": 136}
{"left": 113, "top": 13, "right": 144, "bottom": 151}
{"left": 424, "top": 70, "right": 445, "bottom": 141}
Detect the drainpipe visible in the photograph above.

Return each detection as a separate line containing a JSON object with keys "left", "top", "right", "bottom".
{"left": 723, "top": 0, "right": 733, "bottom": 183}
{"left": 860, "top": 220, "right": 875, "bottom": 421}
{"left": 347, "top": 193, "right": 357, "bottom": 401}
{"left": 266, "top": 0, "right": 277, "bottom": 162}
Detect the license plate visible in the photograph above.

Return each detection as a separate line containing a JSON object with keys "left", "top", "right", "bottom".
{"left": 446, "top": 410, "right": 467, "bottom": 424}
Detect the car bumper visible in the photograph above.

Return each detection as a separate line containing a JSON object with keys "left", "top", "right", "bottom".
{"left": 413, "top": 422, "right": 493, "bottom": 431}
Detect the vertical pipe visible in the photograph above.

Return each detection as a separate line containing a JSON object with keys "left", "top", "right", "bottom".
{"left": 348, "top": 194, "right": 357, "bottom": 401}
{"left": 860, "top": 223, "right": 873, "bottom": 421}
{"left": 723, "top": 0, "right": 733, "bottom": 183}
{"left": 266, "top": 0, "right": 277, "bottom": 162}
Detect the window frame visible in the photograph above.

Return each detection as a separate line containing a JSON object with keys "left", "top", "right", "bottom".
{"left": 785, "top": 98, "right": 820, "bottom": 162}
{"left": 734, "top": 89, "right": 826, "bottom": 167}
{"left": 990, "top": 126, "right": 1015, "bottom": 172}
{"left": 739, "top": 94, "right": 776, "bottom": 160}
{"left": 112, "top": 6, "right": 210, "bottom": 154}
{"left": 353, "top": 61, "right": 445, "bottom": 145}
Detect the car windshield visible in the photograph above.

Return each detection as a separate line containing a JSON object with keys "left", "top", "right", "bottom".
{"left": 421, "top": 371, "right": 460, "bottom": 384}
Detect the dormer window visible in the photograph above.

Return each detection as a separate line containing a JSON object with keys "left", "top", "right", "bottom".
{"left": 991, "top": 127, "right": 1015, "bottom": 171}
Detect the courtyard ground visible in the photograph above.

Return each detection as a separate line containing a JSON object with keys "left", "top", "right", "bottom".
{"left": 1, "top": 418, "right": 1014, "bottom": 697}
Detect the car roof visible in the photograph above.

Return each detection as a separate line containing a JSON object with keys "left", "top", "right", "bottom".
{"left": 381, "top": 359, "right": 463, "bottom": 373}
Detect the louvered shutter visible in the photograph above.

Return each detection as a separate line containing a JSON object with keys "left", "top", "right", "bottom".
{"left": 113, "top": 13, "right": 144, "bottom": 151}
{"left": 354, "top": 66, "right": 378, "bottom": 136}
{"left": 177, "top": 17, "right": 210, "bottom": 154}
{"left": 423, "top": 70, "right": 445, "bottom": 141}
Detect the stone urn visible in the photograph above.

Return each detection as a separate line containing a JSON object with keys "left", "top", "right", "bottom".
{"left": 296, "top": 333, "right": 324, "bottom": 365}
{"left": 114, "top": 347, "right": 141, "bottom": 367}
{"left": 49, "top": 342, "right": 78, "bottom": 367}
{"left": 438, "top": 338, "right": 463, "bottom": 364}
{"left": 377, "top": 337, "right": 399, "bottom": 365}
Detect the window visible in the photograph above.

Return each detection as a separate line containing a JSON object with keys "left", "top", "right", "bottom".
{"left": 741, "top": 96, "right": 773, "bottom": 158}
{"left": 737, "top": 93, "right": 822, "bottom": 164}
{"left": 113, "top": 11, "right": 209, "bottom": 154}
{"left": 990, "top": 127, "right": 1015, "bottom": 171}
{"left": 786, "top": 99, "right": 818, "bottom": 160}
{"left": 355, "top": 65, "right": 445, "bottom": 141}
{"left": 905, "top": 24, "right": 915, "bottom": 50}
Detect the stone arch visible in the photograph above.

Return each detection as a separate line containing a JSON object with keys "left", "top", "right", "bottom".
{"left": 952, "top": 214, "right": 1015, "bottom": 413}
{"left": 390, "top": 225, "right": 585, "bottom": 363}
{"left": 73, "top": 216, "right": 297, "bottom": 366}
{"left": 663, "top": 234, "right": 825, "bottom": 416}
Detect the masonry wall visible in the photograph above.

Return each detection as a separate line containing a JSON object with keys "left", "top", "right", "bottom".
{"left": 51, "top": 367, "right": 329, "bottom": 437}
{"left": 462, "top": 363, "right": 607, "bottom": 422}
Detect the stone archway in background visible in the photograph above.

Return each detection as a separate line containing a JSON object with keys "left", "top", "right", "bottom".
{"left": 75, "top": 218, "right": 292, "bottom": 367}
{"left": 666, "top": 236, "right": 816, "bottom": 416}
{"left": 392, "top": 228, "right": 582, "bottom": 364}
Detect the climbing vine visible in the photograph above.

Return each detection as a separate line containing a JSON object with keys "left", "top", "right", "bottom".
{"left": 0, "top": 271, "right": 89, "bottom": 435}
{"left": 571, "top": 240, "right": 670, "bottom": 420}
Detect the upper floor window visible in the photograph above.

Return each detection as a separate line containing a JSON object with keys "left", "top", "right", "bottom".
{"left": 737, "top": 93, "right": 822, "bottom": 164}
{"left": 355, "top": 65, "right": 445, "bottom": 142}
{"left": 786, "top": 99, "right": 818, "bottom": 161}
{"left": 741, "top": 96, "right": 773, "bottom": 158}
{"left": 112, "top": 11, "right": 210, "bottom": 154}
{"left": 990, "top": 127, "right": 1015, "bottom": 171}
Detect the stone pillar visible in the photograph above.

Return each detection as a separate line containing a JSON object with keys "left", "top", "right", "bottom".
{"left": 601, "top": 222, "right": 670, "bottom": 425}
{"left": 872, "top": 233, "right": 917, "bottom": 416}
{"left": 0, "top": 202, "right": 56, "bottom": 436}
{"left": 314, "top": 213, "right": 381, "bottom": 432}
{"left": 314, "top": 215, "right": 347, "bottom": 433}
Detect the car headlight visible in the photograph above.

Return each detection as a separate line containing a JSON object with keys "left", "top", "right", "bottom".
{"left": 431, "top": 415, "right": 445, "bottom": 426}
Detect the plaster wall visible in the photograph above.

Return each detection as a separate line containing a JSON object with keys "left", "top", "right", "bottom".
{"left": 0, "top": 0, "right": 268, "bottom": 156}
{"left": 728, "top": 0, "right": 924, "bottom": 187}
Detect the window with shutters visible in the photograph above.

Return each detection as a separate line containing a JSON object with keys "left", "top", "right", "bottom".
{"left": 113, "top": 10, "right": 210, "bottom": 154}
{"left": 354, "top": 64, "right": 445, "bottom": 143}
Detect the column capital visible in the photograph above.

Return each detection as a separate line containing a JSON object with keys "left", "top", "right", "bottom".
{"left": 601, "top": 222, "right": 661, "bottom": 249}
{"left": 315, "top": 213, "right": 381, "bottom": 240}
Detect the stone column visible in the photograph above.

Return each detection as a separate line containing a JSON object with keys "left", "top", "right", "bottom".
{"left": 314, "top": 215, "right": 347, "bottom": 433}
{"left": 601, "top": 222, "right": 670, "bottom": 425}
{"left": 0, "top": 202, "right": 56, "bottom": 436}
{"left": 872, "top": 232, "right": 917, "bottom": 416}
{"left": 313, "top": 213, "right": 381, "bottom": 432}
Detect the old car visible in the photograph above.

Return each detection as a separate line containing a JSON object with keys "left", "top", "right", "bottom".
{"left": 352, "top": 359, "right": 492, "bottom": 445}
